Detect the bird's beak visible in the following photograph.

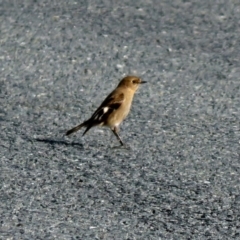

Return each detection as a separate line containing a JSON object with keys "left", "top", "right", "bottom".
{"left": 140, "top": 81, "right": 147, "bottom": 84}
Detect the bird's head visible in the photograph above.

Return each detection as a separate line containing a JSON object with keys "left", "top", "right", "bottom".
{"left": 118, "top": 76, "right": 146, "bottom": 91}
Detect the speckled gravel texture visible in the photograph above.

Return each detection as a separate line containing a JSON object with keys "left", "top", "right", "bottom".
{"left": 1, "top": 0, "right": 240, "bottom": 239}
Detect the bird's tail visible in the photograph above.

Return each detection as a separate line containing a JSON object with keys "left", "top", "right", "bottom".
{"left": 66, "top": 122, "right": 86, "bottom": 136}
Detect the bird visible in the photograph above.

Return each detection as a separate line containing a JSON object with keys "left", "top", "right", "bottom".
{"left": 66, "top": 75, "right": 146, "bottom": 146}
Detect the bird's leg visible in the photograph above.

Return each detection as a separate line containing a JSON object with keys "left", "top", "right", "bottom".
{"left": 111, "top": 126, "right": 124, "bottom": 146}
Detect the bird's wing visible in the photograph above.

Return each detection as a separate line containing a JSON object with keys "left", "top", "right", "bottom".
{"left": 90, "top": 92, "right": 124, "bottom": 123}
{"left": 82, "top": 92, "right": 124, "bottom": 136}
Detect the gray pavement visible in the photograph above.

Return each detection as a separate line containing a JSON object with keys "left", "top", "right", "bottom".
{"left": 1, "top": 0, "right": 240, "bottom": 239}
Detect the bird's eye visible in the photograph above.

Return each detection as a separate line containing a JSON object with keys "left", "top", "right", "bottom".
{"left": 132, "top": 79, "right": 138, "bottom": 84}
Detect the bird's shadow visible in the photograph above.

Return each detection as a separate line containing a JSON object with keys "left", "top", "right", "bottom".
{"left": 33, "top": 137, "right": 84, "bottom": 148}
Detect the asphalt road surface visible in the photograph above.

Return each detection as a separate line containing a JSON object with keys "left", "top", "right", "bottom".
{"left": 1, "top": 0, "right": 240, "bottom": 239}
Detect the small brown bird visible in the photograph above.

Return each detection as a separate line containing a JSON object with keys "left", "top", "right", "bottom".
{"left": 66, "top": 76, "right": 146, "bottom": 145}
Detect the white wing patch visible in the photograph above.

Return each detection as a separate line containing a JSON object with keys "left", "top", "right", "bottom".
{"left": 103, "top": 107, "right": 109, "bottom": 113}
{"left": 93, "top": 106, "right": 110, "bottom": 121}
